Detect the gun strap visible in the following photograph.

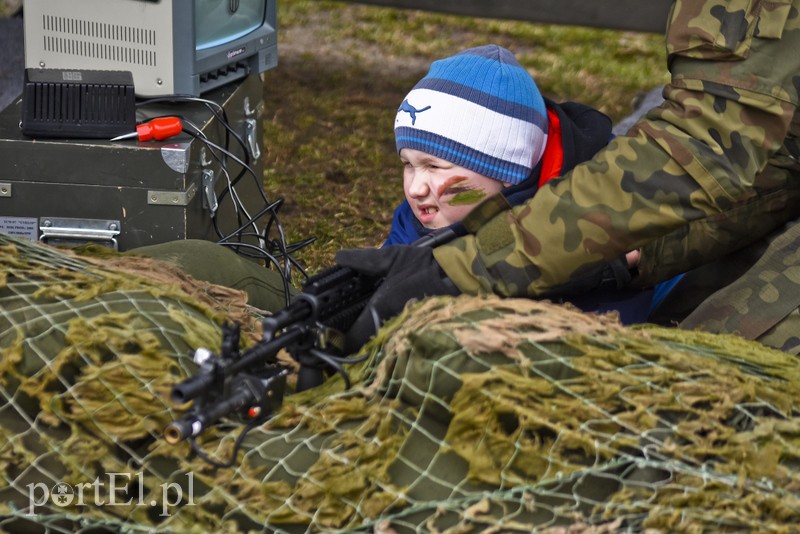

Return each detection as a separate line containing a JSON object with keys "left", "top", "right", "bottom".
{"left": 680, "top": 219, "right": 800, "bottom": 340}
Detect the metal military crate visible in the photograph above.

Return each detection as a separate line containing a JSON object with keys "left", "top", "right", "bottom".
{"left": 0, "top": 73, "right": 267, "bottom": 251}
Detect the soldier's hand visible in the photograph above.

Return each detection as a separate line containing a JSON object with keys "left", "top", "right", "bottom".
{"left": 335, "top": 245, "right": 460, "bottom": 353}
{"left": 626, "top": 250, "right": 640, "bottom": 269}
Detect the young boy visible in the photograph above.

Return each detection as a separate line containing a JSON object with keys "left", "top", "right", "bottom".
{"left": 385, "top": 44, "right": 613, "bottom": 246}
{"left": 383, "top": 44, "right": 658, "bottom": 324}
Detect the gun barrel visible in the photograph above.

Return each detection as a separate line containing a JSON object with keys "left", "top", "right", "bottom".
{"left": 262, "top": 300, "right": 312, "bottom": 335}
{"left": 164, "top": 380, "right": 262, "bottom": 444}
{"left": 171, "top": 371, "right": 215, "bottom": 405}
{"left": 233, "top": 327, "right": 305, "bottom": 372}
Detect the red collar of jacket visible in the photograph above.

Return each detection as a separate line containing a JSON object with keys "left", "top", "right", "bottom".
{"left": 538, "top": 107, "right": 564, "bottom": 188}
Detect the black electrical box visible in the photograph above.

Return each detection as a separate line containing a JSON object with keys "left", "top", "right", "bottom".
{"left": 0, "top": 74, "right": 266, "bottom": 251}
{"left": 21, "top": 68, "right": 136, "bottom": 139}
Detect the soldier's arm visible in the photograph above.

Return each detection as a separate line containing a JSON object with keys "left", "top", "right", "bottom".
{"left": 434, "top": 0, "right": 800, "bottom": 297}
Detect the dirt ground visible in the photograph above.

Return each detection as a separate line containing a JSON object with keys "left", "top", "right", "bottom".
{"left": 259, "top": 10, "right": 435, "bottom": 274}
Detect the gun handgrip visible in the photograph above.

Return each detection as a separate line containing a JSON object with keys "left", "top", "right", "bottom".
{"left": 296, "top": 365, "right": 325, "bottom": 392}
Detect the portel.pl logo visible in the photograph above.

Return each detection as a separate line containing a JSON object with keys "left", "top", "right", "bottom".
{"left": 27, "top": 472, "right": 195, "bottom": 517}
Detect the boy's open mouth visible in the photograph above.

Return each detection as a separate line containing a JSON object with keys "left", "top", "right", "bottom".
{"left": 417, "top": 205, "right": 439, "bottom": 226}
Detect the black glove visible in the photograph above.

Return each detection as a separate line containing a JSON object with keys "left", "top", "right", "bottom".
{"left": 539, "top": 255, "right": 634, "bottom": 300}
{"left": 335, "top": 245, "right": 460, "bottom": 353}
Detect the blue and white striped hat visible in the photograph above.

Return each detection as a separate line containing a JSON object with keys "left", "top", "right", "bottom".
{"left": 395, "top": 44, "right": 548, "bottom": 185}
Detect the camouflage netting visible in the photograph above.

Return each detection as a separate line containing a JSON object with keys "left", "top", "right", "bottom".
{"left": 1, "top": 233, "right": 800, "bottom": 533}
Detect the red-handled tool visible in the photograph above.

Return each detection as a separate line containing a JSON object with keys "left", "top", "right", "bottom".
{"left": 111, "top": 116, "right": 183, "bottom": 142}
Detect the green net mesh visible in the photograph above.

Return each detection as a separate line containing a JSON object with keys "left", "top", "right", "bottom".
{"left": 1, "top": 233, "right": 799, "bottom": 533}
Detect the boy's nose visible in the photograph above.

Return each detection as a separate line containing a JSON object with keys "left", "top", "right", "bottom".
{"left": 407, "top": 174, "right": 430, "bottom": 198}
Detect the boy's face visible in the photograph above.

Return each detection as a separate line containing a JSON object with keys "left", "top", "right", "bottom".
{"left": 401, "top": 148, "right": 507, "bottom": 230}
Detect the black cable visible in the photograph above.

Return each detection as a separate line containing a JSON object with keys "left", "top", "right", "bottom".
{"left": 130, "top": 111, "right": 259, "bottom": 242}
{"left": 308, "top": 349, "right": 350, "bottom": 390}
{"left": 221, "top": 230, "right": 315, "bottom": 283}
{"left": 182, "top": 126, "right": 290, "bottom": 261}
{"left": 215, "top": 241, "right": 293, "bottom": 306}
{"left": 185, "top": 128, "right": 254, "bottom": 242}
{"left": 138, "top": 95, "right": 268, "bottom": 231}
{"left": 138, "top": 94, "right": 255, "bottom": 205}
{"left": 188, "top": 419, "right": 260, "bottom": 469}
{"left": 310, "top": 350, "right": 371, "bottom": 366}
{"left": 134, "top": 95, "right": 317, "bottom": 299}
{"left": 182, "top": 127, "right": 266, "bottom": 204}
{"left": 182, "top": 127, "right": 283, "bottom": 250}
{"left": 215, "top": 197, "right": 284, "bottom": 245}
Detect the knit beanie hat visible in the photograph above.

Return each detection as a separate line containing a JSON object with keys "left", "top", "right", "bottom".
{"left": 395, "top": 44, "right": 548, "bottom": 185}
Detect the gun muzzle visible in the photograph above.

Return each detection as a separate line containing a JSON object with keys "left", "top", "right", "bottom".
{"left": 163, "top": 418, "right": 200, "bottom": 445}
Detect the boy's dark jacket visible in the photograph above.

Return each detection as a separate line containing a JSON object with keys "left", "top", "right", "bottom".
{"left": 384, "top": 99, "right": 658, "bottom": 324}
{"left": 384, "top": 99, "right": 614, "bottom": 246}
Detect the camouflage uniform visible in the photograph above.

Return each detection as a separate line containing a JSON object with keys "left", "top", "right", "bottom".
{"left": 434, "top": 0, "right": 800, "bottom": 349}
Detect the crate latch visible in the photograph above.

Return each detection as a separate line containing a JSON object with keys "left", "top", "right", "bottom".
{"left": 202, "top": 168, "right": 219, "bottom": 214}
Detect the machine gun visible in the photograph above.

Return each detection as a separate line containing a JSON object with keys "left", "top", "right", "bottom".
{"left": 163, "top": 263, "right": 382, "bottom": 465}
{"left": 163, "top": 230, "right": 458, "bottom": 466}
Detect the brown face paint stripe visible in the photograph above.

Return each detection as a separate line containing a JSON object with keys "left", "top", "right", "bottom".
{"left": 437, "top": 176, "right": 468, "bottom": 198}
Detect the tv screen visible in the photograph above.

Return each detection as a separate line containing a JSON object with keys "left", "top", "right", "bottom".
{"left": 24, "top": 0, "right": 278, "bottom": 97}
{"left": 197, "top": 0, "right": 267, "bottom": 50}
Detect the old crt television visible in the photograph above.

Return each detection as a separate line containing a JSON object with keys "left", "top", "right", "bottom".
{"left": 23, "top": 0, "right": 277, "bottom": 97}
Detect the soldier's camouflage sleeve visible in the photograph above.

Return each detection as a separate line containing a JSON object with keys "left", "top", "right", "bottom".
{"left": 434, "top": 0, "right": 800, "bottom": 297}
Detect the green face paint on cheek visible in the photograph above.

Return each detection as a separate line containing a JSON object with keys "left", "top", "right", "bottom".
{"left": 446, "top": 189, "right": 487, "bottom": 206}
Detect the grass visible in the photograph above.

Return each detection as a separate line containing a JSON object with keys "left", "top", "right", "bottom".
{"left": 261, "top": 0, "right": 670, "bottom": 280}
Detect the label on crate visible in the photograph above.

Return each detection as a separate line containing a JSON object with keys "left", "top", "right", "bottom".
{"left": 0, "top": 216, "right": 38, "bottom": 241}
